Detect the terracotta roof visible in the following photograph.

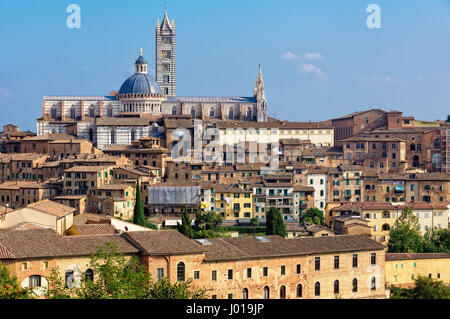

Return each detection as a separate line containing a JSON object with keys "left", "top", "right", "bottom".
{"left": 71, "top": 224, "right": 118, "bottom": 236}
{"left": 0, "top": 228, "right": 139, "bottom": 260}
{"left": 216, "top": 121, "right": 333, "bottom": 130}
{"left": 385, "top": 253, "right": 450, "bottom": 261}
{"left": 126, "top": 230, "right": 204, "bottom": 256}
{"left": 293, "top": 185, "right": 315, "bottom": 192}
{"left": 27, "top": 200, "right": 76, "bottom": 218}
{"left": 214, "top": 184, "right": 252, "bottom": 194}
{"left": 202, "top": 235, "right": 384, "bottom": 262}
{"left": 95, "top": 184, "right": 134, "bottom": 191}
{"left": 64, "top": 165, "right": 113, "bottom": 172}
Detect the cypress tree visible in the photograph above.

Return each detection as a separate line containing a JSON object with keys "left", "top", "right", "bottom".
{"left": 266, "top": 207, "right": 286, "bottom": 238}
{"left": 133, "top": 179, "right": 146, "bottom": 227}
{"left": 177, "top": 208, "right": 194, "bottom": 239}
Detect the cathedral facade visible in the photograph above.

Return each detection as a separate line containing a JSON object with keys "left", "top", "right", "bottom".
{"left": 37, "top": 10, "right": 268, "bottom": 150}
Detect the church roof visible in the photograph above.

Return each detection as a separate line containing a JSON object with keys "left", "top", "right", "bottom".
{"left": 119, "top": 73, "right": 162, "bottom": 95}
{"left": 166, "top": 96, "right": 256, "bottom": 103}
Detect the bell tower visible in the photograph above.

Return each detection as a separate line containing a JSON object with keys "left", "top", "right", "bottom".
{"left": 156, "top": 5, "right": 176, "bottom": 96}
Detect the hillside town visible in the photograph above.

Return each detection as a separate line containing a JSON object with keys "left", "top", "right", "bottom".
{"left": 1, "top": 8, "right": 449, "bottom": 300}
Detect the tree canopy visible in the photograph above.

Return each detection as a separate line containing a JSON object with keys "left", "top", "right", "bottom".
{"left": 133, "top": 179, "right": 146, "bottom": 227}
{"left": 0, "top": 262, "right": 33, "bottom": 299}
{"left": 46, "top": 242, "right": 206, "bottom": 299}
{"left": 388, "top": 207, "right": 423, "bottom": 253}
{"left": 299, "top": 207, "right": 325, "bottom": 225}
{"left": 266, "top": 207, "right": 287, "bottom": 238}
{"left": 177, "top": 209, "right": 194, "bottom": 239}
{"left": 390, "top": 275, "right": 450, "bottom": 299}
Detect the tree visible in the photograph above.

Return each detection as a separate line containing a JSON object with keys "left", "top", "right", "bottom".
{"left": 388, "top": 207, "right": 423, "bottom": 253}
{"left": 250, "top": 217, "right": 259, "bottom": 234}
{"left": 133, "top": 179, "right": 146, "bottom": 227}
{"left": 0, "top": 262, "right": 33, "bottom": 299}
{"left": 46, "top": 242, "right": 205, "bottom": 299}
{"left": 177, "top": 209, "right": 194, "bottom": 239}
{"left": 390, "top": 275, "right": 450, "bottom": 299}
{"left": 447, "top": 114, "right": 450, "bottom": 123}
{"left": 195, "top": 210, "right": 222, "bottom": 231}
{"left": 266, "top": 207, "right": 286, "bottom": 238}
{"left": 299, "top": 208, "right": 324, "bottom": 225}
{"left": 422, "top": 228, "right": 450, "bottom": 253}
{"left": 150, "top": 278, "right": 206, "bottom": 299}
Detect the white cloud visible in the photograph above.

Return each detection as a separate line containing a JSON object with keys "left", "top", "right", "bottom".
{"left": 0, "top": 88, "right": 13, "bottom": 99}
{"left": 282, "top": 51, "right": 298, "bottom": 60}
{"left": 303, "top": 53, "right": 324, "bottom": 60}
{"left": 299, "top": 63, "right": 328, "bottom": 79}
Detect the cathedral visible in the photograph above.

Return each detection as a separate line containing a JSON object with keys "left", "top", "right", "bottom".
{"left": 37, "top": 9, "right": 268, "bottom": 150}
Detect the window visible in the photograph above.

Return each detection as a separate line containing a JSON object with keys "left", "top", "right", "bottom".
{"left": 247, "top": 268, "right": 252, "bottom": 278}
{"left": 352, "top": 278, "right": 358, "bottom": 292}
{"left": 194, "top": 271, "right": 200, "bottom": 280}
{"left": 29, "top": 275, "right": 41, "bottom": 288}
{"left": 280, "top": 286, "right": 286, "bottom": 299}
{"left": 353, "top": 254, "right": 358, "bottom": 268}
{"left": 371, "top": 277, "right": 376, "bottom": 291}
{"left": 228, "top": 294, "right": 233, "bottom": 299}
{"left": 296, "top": 264, "right": 301, "bottom": 274}
{"left": 371, "top": 253, "right": 376, "bottom": 265}
{"left": 263, "top": 267, "right": 268, "bottom": 277}
{"left": 334, "top": 256, "right": 339, "bottom": 269}
{"left": 177, "top": 262, "right": 185, "bottom": 282}
{"left": 156, "top": 268, "right": 164, "bottom": 282}
{"left": 315, "top": 257, "right": 320, "bottom": 270}
{"left": 242, "top": 288, "right": 249, "bottom": 299}
{"left": 264, "top": 286, "right": 270, "bottom": 299}
{"left": 211, "top": 270, "right": 217, "bottom": 281}
{"left": 314, "top": 282, "right": 320, "bottom": 296}
{"left": 228, "top": 269, "right": 233, "bottom": 280}
{"left": 22, "top": 263, "right": 28, "bottom": 271}
{"left": 334, "top": 280, "right": 340, "bottom": 294}
{"left": 85, "top": 268, "right": 94, "bottom": 282}
{"left": 65, "top": 270, "right": 74, "bottom": 288}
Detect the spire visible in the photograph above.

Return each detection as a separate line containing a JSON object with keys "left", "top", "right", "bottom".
{"left": 135, "top": 49, "right": 148, "bottom": 74}
{"left": 160, "top": 0, "right": 173, "bottom": 31}
{"left": 254, "top": 64, "right": 265, "bottom": 99}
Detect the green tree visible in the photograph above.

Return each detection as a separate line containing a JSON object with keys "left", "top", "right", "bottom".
{"left": 177, "top": 209, "right": 194, "bottom": 239}
{"left": 423, "top": 228, "right": 450, "bottom": 253}
{"left": 299, "top": 208, "right": 325, "bottom": 225}
{"left": 390, "top": 275, "right": 450, "bottom": 299}
{"left": 0, "top": 262, "right": 33, "bottom": 299}
{"left": 266, "top": 207, "right": 286, "bottom": 238}
{"left": 150, "top": 278, "right": 206, "bottom": 299}
{"left": 46, "top": 242, "right": 205, "bottom": 299}
{"left": 388, "top": 207, "right": 423, "bottom": 253}
{"left": 250, "top": 217, "right": 259, "bottom": 234}
{"left": 133, "top": 179, "right": 146, "bottom": 227}
{"left": 195, "top": 210, "right": 222, "bottom": 231}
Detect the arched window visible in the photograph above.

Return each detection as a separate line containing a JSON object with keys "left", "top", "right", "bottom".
{"left": 70, "top": 106, "right": 76, "bottom": 119}
{"left": 110, "top": 129, "right": 116, "bottom": 145}
{"left": 85, "top": 268, "right": 94, "bottom": 282}
{"left": 107, "top": 106, "right": 113, "bottom": 117}
{"left": 352, "top": 278, "right": 358, "bottom": 292}
{"left": 382, "top": 224, "right": 390, "bottom": 231}
{"left": 51, "top": 107, "right": 57, "bottom": 119}
{"left": 382, "top": 211, "right": 390, "bottom": 218}
{"left": 334, "top": 280, "right": 340, "bottom": 294}
{"left": 263, "top": 286, "right": 270, "bottom": 299}
{"left": 177, "top": 262, "right": 185, "bottom": 282}
{"left": 89, "top": 128, "right": 94, "bottom": 142}
{"left": 314, "top": 282, "right": 320, "bottom": 296}
{"left": 412, "top": 155, "right": 420, "bottom": 168}
{"left": 89, "top": 106, "right": 95, "bottom": 118}
{"left": 280, "top": 285, "right": 286, "bottom": 299}
{"left": 432, "top": 153, "right": 441, "bottom": 171}
{"left": 131, "top": 129, "right": 136, "bottom": 143}
{"left": 371, "top": 276, "right": 376, "bottom": 291}
{"left": 434, "top": 138, "right": 440, "bottom": 150}
{"left": 209, "top": 108, "right": 215, "bottom": 118}
{"left": 296, "top": 284, "right": 302, "bottom": 298}
{"left": 246, "top": 108, "right": 252, "bottom": 120}
{"left": 242, "top": 288, "right": 248, "bottom": 299}
{"left": 410, "top": 143, "right": 416, "bottom": 151}
{"left": 229, "top": 108, "right": 234, "bottom": 119}
{"left": 172, "top": 106, "right": 177, "bottom": 115}
{"left": 65, "top": 270, "right": 74, "bottom": 288}
{"left": 191, "top": 108, "right": 196, "bottom": 119}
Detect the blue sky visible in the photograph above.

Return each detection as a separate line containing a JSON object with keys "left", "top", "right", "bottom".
{"left": 0, "top": 0, "right": 449, "bottom": 131}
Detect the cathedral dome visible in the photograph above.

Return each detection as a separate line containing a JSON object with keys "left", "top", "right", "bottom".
{"left": 119, "top": 73, "right": 162, "bottom": 95}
